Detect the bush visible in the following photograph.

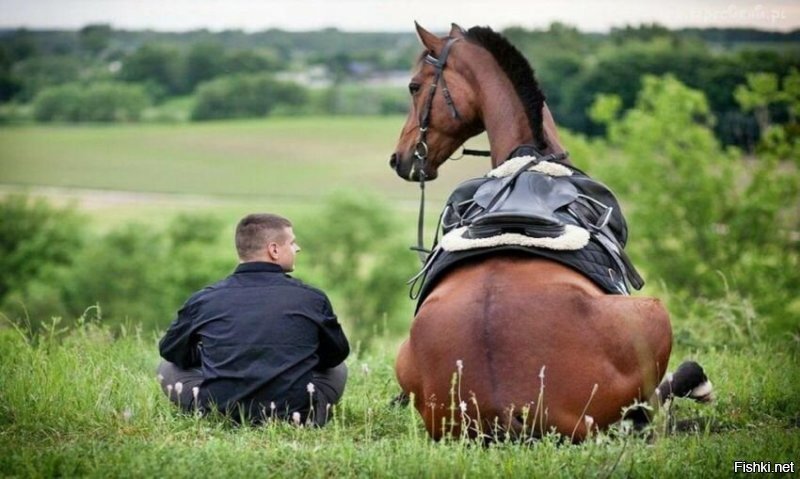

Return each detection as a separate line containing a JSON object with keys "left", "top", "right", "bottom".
{"left": 298, "top": 193, "right": 417, "bottom": 343}
{"left": 33, "top": 82, "right": 150, "bottom": 122}
{"left": 191, "top": 73, "right": 307, "bottom": 120}
{"left": 589, "top": 75, "right": 799, "bottom": 337}
{"left": 0, "top": 196, "right": 84, "bottom": 304}
{"left": 1, "top": 210, "right": 230, "bottom": 333}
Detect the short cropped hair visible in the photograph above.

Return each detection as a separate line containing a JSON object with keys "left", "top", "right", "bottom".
{"left": 235, "top": 213, "right": 292, "bottom": 260}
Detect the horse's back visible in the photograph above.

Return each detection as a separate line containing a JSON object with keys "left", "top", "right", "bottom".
{"left": 396, "top": 256, "right": 671, "bottom": 440}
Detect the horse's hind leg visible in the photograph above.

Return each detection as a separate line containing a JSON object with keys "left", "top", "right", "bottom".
{"left": 624, "top": 360, "right": 714, "bottom": 430}
{"left": 393, "top": 339, "right": 419, "bottom": 407}
{"left": 655, "top": 361, "right": 713, "bottom": 404}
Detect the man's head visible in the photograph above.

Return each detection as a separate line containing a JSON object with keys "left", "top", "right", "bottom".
{"left": 235, "top": 213, "right": 300, "bottom": 272}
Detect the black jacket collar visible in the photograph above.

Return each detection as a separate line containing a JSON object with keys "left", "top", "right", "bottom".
{"left": 234, "top": 262, "right": 285, "bottom": 274}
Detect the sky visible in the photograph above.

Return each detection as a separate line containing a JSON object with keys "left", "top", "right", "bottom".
{"left": 0, "top": 0, "right": 798, "bottom": 33}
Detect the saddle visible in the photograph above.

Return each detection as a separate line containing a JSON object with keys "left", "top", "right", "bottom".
{"left": 410, "top": 148, "right": 644, "bottom": 310}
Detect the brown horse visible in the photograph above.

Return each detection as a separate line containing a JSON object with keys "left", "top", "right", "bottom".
{"left": 390, "top": 23, "right": 712, "bottom": 442}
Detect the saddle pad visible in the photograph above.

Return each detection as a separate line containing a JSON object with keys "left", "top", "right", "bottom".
{"left": 413, "top": 241, "right": 628, "bottom": 313}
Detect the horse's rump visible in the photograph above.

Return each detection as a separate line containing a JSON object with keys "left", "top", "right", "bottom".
{"left": 398, "top": 256, "right": 671, "bottom": 441}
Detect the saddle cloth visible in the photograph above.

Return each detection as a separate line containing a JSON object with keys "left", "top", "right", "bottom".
{"left": 410, "top": 151, "right": 644, "bottom": 311}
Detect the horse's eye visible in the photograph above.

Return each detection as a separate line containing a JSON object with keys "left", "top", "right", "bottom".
{"left": 409, "top": 83, "right": 421, "bottom": 95}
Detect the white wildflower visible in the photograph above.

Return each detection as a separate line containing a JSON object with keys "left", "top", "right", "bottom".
{"left": 539, "top": 365, "right": 546, "bottom": 380}
{"left": 174, "top": 382, "right": 183, "bottom": 395}
{"left": 307, "top": 383, "right": 315, "bottom": 394}
{"left": 122, "top": 408, "right": 133, "bottom": 421}
{"left": 166, "top": 384, "right": 173, "bottom": 397}
{"left": 456, "top": 359, "right": 463, "bottom": 374}
{"left": 192, "top": 386, "right": 200, "bottom": 403}
{"left": 459, "top": 401, "right": 467, "bottom": 413}
{"left": 292, "top": 411, "right": 301, "bottom": 425}
{"left": 156, "top": 373, "right": 164, "bottom": 384}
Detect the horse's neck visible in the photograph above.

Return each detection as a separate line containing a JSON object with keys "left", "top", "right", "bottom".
{"left": 475, "top": 70, "right": 566, "bottom": 167}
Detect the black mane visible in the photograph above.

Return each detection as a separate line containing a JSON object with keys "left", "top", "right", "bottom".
{"left": 465, "top": 26, "right": 548, "bottom": 151}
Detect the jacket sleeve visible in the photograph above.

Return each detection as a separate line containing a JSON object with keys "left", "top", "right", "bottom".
{"left": 159, "top": 296, "right": 201, "bottom": 368}
{"left": 315, "top": 295, "right": 350, "bottom": 369}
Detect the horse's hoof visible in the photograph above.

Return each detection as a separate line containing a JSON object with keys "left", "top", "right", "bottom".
{"left": 390, "top": 392, "right": 410, "bottom": 407}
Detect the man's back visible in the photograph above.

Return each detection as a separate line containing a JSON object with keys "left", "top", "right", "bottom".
{"left": 159, "top": 262, "right": 349, "bottom": 421}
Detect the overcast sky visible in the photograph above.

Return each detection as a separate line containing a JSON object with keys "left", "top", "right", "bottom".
{"left": 1, "top": 0, "right": 798, "bottom": 33}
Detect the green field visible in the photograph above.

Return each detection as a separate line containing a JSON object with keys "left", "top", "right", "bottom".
{"left": 0, "top": 116, "right": 490, "bottom": 202}
{"left": 0, "top": 116, "right": 494, "bottom": 234}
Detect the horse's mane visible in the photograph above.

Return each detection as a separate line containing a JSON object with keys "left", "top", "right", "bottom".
{"left": 465, "top": 26, "right": 548, "bottom": 151}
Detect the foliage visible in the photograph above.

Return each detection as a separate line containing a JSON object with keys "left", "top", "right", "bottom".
{"left": 0, "top": 195, "right": 85, "bottom": 305}
{"left": 590, "top": 75, "right": 799, "bottom": 336}
{"left": 119, "top": 43, "right": 186, "bottom": 96}
{"left": 33, "top": 81, "right": 150, "bottom": 122}
{"left": 0, "top": 209, "right": 231, "bottom": 333}
{"left": 299, "top": 192, "right": 418, "bottom": 343}
{"left": 191, "top": 73, "right": 308, "bottom": 120}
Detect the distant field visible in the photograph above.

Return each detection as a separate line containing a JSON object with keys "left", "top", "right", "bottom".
{"left": 0, "top": 116, "right": 496, "bottom": 235}
{"left": 0, "top": 116, "right": 491, "bottom": 203}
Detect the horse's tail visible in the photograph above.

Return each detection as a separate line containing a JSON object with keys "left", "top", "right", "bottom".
{"left": 655, "top": 360, "right": 714, "bottom": 404}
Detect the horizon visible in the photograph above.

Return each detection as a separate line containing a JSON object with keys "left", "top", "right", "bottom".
{"left": 1, "top": 0, "right": 798, "bottom": 34}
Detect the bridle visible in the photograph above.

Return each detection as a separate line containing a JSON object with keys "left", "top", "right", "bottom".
{"left": 411, "top": 38, "right": 465, "bottom": 263}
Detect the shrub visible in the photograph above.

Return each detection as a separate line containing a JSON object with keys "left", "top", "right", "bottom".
{"left": 191, "top": 73, "right": 307, "bottom": 120}
{"left": 33, "top": 82, "right": 150, "bottom": 122}
{"left": 589, "top": 75, "right": 799, "bottom": 337}
{"left": 0, "top": 195, "right": 84, "bottom": 304}
{"left": 298, "top": 192, "right": 417, "bottom": 343}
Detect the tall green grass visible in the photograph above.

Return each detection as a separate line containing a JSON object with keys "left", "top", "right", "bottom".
{"left": 1, "top": 319, "right": 798, "bottom": 478}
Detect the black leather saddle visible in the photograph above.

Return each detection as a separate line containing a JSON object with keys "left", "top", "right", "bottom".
{"left": 409, "top": 151, "right": 644, "bottom": 307}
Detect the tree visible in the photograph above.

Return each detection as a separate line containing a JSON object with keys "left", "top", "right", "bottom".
{"left": 184, "top": 42, "right": 226, "bottom": 92}
{"left": 119, "top": 43, "right": 184, "bottom": 96}
{"left": 79, "top": 24, "right": 112, "bottom": 58}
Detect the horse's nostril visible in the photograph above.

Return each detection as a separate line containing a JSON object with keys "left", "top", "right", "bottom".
{"left": 389, "top": 153, "right": 398, "bottom": 169}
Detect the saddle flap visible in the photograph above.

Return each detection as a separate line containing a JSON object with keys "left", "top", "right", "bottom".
{"left": 472, "top": 173, "right": 578, "bottom": 222}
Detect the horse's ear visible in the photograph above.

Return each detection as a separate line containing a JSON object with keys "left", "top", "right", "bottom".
{"left": 449, "top": 23, "right": 467, "bottom": 38}
{"left": 415, "top": 21, "right": 443, "bottom": 52}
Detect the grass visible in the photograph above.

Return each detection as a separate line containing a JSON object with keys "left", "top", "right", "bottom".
{"left": 1, "top": 319, "right": 798, "bottom": 478}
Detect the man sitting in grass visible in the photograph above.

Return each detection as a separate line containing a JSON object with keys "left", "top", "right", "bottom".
{"left": 157, "top": 213, "right": 350, "bottom": 426}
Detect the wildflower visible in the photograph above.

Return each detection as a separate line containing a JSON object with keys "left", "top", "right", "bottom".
{"left": 539, "top": 365, "right": 546, "bottom": 380}
{"left": 156, "top": 373, "right": 164, "bottom": 384}
{"left": 456, "top": 359, "right": 463, "bottom": 374}
{"left": 584, "top": 415, "right": 594, "bottom": 429}
{"left": 459, "top": 401, "right": 467, "bottom": 413}
{"left": 292, "top": 411, "right": 301, "bottom": 425}
{"left": 192, "top": 386, "right": 200, "bottom": 404}
{"left": 166, "top": 384, "right": 173, "bottom": 397}
{"left": 174, "top": 382, "right": 183, "bottom": 396}
{"left": 122, "top": 408, "right": 133, "bottom": 421}
{"left": 307, "top": 383, "right": 315, "bottom": 394}
{"left": 270, "top": 401, "right": 276, "bottom": 415}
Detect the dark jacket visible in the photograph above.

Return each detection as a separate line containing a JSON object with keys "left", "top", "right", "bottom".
{"left": 159, "top": 262, "right": 350, "bottom": 421}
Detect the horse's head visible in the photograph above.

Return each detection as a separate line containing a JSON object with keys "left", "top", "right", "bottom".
{"left": 389, "top": 23, "right": 486, "bottom": 181}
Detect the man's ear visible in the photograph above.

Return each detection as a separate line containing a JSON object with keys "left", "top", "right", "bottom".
{"left": 415, "top": 21, "right": 443, "bottom": 53}
{"left": 267, "top": 242, "right": 279, "bottom": 259}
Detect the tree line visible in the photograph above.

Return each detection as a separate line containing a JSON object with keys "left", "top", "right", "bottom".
{"left": 0, "top": 23, "right": 798, "bottom": 146}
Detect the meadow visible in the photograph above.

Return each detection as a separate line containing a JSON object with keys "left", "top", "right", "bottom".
{"left": 1, "top": 114, "right": 798, "bottom": 477}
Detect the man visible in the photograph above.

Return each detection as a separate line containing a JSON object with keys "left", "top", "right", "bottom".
{"left": 157, "top": 213, "right": 349, "bottom": 426}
